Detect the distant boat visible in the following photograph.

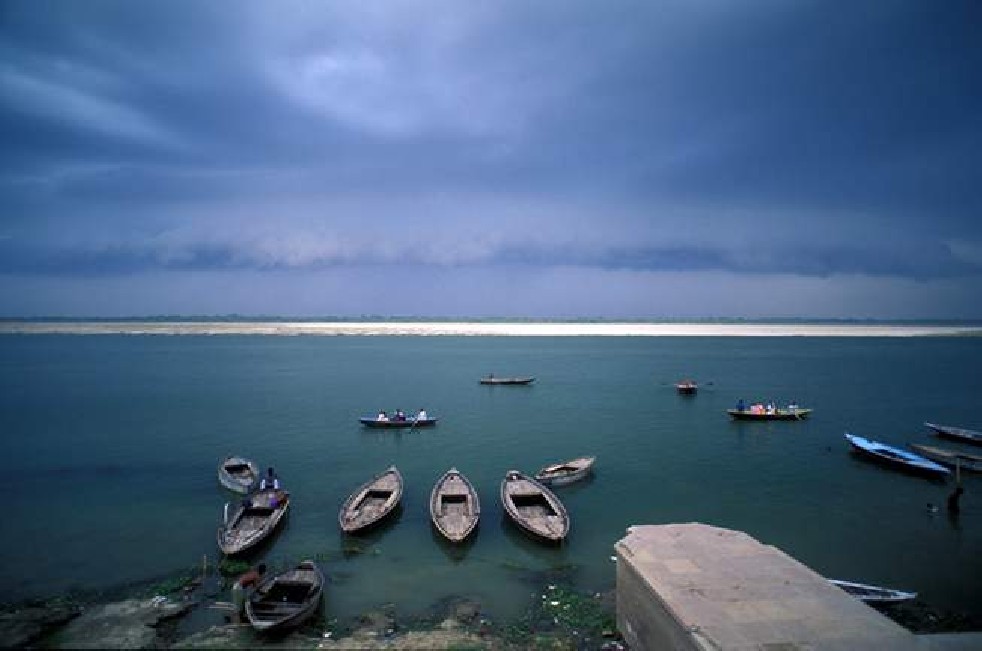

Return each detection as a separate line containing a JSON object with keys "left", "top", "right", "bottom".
{"left": 829, "top": 579, "right": 917, "bottom": 604}
{"left": 480, "top": 376, "right": 535, "bottom": 385}
{"left": 217, "top": 487, "right": 290, "bottom": 556}
{"left": 844, "top": 433, "right": 951, "bottom": 477}
{"left": 924, "top": 422, "right": 982, "bottom": 446}
{"left": 500, "top": 470, "right": 570, "bottom": 543}
{"left": 218, "top": 455, "right": 260, "bottom": 494}
{"left": 727, "top": 404, "right": 812, "bottom": 420}
{"left": 245, "top": 559, "right": 324, "bottom": 632}
{"left": 359, "top": 416, "right": 438, "bottom": 428}
{"left": 429, "top": 467, "right": 480, "bottom": 543}
{"left": 339, "top": 466, "right": 404, "bottom": 533}
{"left": 908, "top": 443, "right": 982, "bottom": 473}
{"left": 534, "top": 456, "right": 596, "bottom": 486}
{"left": 676, "top": 380, "right": 698, "bottom": 395}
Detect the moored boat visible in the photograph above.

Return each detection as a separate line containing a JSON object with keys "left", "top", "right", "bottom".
{"left": 829, "top": 579, "right": 917, "bottom": 604}
{"left": 500, "top": 470, "right": 569, "bottom": 543}
{"left": 217, "top": 487, "right": 290, "bottom": 556}
{"left": 480, "top": 376, "right": 535, "bottom": 385}
{"left": 245, "top": 559, "right": 324, "bottom": 632}
{"left": 924, "top": 422, "right": 982, "bottom": 446}
{"left": 533, "top": 456, "right": 596, "bottom": 486}
{"left": 844, "top": 433, "right": 951, "bottom": 478}
{"left": 908, "top": 444, "right": 982, "bottom": 473}
{"left": 339, "top": 466, "right": 404, "bottom": 533}
{"left": 359, "top": 416, "right": 438, "bottom": 428}
{"left": 429, "top": 467, "right": 480, "bottom": 543}
{"left": 218, "top": 455, "right": 260, "bottom": 494}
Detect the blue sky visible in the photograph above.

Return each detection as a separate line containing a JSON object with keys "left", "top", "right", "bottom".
{"left": 1, "top": 1, "right": 981, "bottom": 318}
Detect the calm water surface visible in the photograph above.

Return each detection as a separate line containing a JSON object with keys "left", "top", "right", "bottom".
{"left": 2, "top": 335, "right": 980, "bottom": 623}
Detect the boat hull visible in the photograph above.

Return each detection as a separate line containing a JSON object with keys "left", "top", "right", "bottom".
{"left": 339, "top": 466, "right": 404, "bottom": 533}
{"left": 908, "top": 444, "right": 982, "bottom": 473}
{"left": 727, "top": 408, "right": 812, "bottom": 421}
{"left": 217, "top": 489, "right": 290, "bottom": 556}
{"left": 429, "top": 468, "right": 480, "bottom": 543}
{"left": 218, "top": 456, "right": 259, "bottom": 494}
{"left": 829, "top": 579, "right": 917, "bottom": 604}
{"left": 245, "top": 560, "right": 324, "bottom": 633}
{"left": 500, "top": 470, "right": 570, "bottom": 543}
{"left": 480, "top": 377, "right": 535, "bottom": 385}
{"left": 845, "top": 433, "right": 950, "bottom": 478}
{"left": 359, "top": 417, "right": 438, "bottom": 428}
{"left": 534, "top": 456, "right": 596, "bottom": 486}
{"left": 924, "top": 422, "right": 982, "bottom": 446}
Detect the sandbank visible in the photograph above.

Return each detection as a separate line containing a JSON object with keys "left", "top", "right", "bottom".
{"left": 1, "top": 321, "right": 980, "bottom": 336}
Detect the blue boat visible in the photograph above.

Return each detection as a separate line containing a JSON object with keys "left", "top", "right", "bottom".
{"left": 844, "top": 433, "right": 951, "bottom": 477}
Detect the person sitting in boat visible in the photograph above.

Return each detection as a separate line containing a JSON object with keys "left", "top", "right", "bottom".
{"left": 377, "top": 410, "right": 388, "bottom": 422}
{"left": 259, "top": 467, "right": 280, "bottom": 491}
{"left": 417, "top": 407, "right": 428, "bottom": 421}
{"left": 395, "top": 409, "right": 406, "bottom": 422}
{"left": 735, "top": 398, "right": 746, "bottom": 412}
{"left": 766, "top": 403, "right": 776, "bottom": 414}
{"left": 230, "top": 562, "right": 266, "bottom": 623}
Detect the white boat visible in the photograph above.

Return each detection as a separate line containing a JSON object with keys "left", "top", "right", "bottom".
{"left": 829, "top": 579, "right": 917, "bottom": 604}
{"left": 218, "top": 455, "right": 260, "bottom": 494}
{"left": 534, "top": 456, "right": 596, "bottom": 486}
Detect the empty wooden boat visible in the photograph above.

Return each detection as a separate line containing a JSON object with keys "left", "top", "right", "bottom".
{"left": 534, "top": 456, "right": 596, "bottom": 486}
{"left": 844, "top": 433, "right": 950, "bottom": 478}
{"left": 479, "top": 376, "right": 535, "bottom": 385}
{"left": 924, "top": 422, "right": 982, "bottom": 446}
{"left": 217, "top": 487, "right": 290, "bottom": 556}
{"left": 218, "top": 455, "right": 260, "bottom": 494}
{"left": 245, "top": 559, "right": 324, "bottom": 632}
{"left": 908, "top": 443, "right": 982, "bottom": 473}
{"left": 429, "top": 467, "right": 480, "bottom": 543}
{"left": 500, "top": 470, "right": 569, "bottom": 543}
{"left": 339, "top": 466, "right": 403, "bottom": 533}
{"left": 829, "top": 579, "right": 917, "bottom": 604}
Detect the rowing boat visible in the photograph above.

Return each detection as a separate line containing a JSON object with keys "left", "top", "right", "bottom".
{"left": 908, "top": 444, "right": 982, "bottom": 473}
{"left": 339, "top": 466, "right": 403, "bottom": 533}
{"left": 245, "top": 560, "right": 324, "bottom": 632}
{"left": 218, "top": 455, "right": 260, "bottom": 494}
{"left": 829, "top": 579, "right": 917, "bottom": 604}
{"left": 844, "top": 433, "right": 950, "bottom": 478}
{"left": 429, "top": 467, "right": 480, "bottom": 543}
{"left": 924, "top": 422, "right": 982, "bottom": 446}
{"left": 500, "top": 470, "right": 569, "bottom": 543}
{"left": 480, "top": 376, "right": 535, "bottom": 385}
{"left": 534, "top": 456, "right": 596, "bottom": 486}
{"left": 217, "top": 488, "right": 290, "bottom": 556}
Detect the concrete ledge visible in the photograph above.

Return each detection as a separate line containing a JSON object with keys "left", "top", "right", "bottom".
{"left": 616, "top": 523, "right": 920, "bottom": 650}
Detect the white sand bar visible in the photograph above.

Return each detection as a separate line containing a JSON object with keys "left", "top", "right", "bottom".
{"left": 1, "top": 321, "right": 980, "bottom": 337}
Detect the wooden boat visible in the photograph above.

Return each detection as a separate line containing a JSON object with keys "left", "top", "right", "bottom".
{"left": 908, "top": 444, "right": 982, "bottom": 473}
{"left": 429, "top": 467, "right": 480, "bottom": 543}
{"left": 727, "top": 405, "right": 812, "bottom": 421}
{"left": 829, "top": 579, "right": 917, "bottom": 604}
{"left": 500, "top": 470, "right": 569, "bottom": 543}
{"left": 218, "top": 455, "right": 260, "bottom": 494}
{"left": 924, "top": 422, "right": 982, "bottom": 446}
{"left": 844, "top": 433, "right": 951, "bottom": 477}
{"left": 245, "top": 559, "right": 324, "bottom": 632}
{"left": 676, "top": 380, "right": 698, "bottom": 395}
{"left": 339, "top": 466, "right": 403, "bottom": 533}
{"left": 480, "top": 376, "right": 535, "bottom": 385}
{"left": 217, "top": 487, "right": 290, "bottom": 556}
{"left": 359, "top": 416, "right": 438, "bottom": 428}
{"left": 534, "top": 456, "right": 596, "bottom": 486}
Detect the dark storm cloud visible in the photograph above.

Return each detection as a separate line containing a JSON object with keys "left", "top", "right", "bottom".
{"left": 1, "top": 0, "right": 980, "bottom": 316}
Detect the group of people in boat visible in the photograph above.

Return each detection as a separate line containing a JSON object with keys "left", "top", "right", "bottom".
{"left": 376, "top": 408, "right": 427, "bottom": 422}
{"left": 735, "top": 399, "right": 799, "bottom": 414}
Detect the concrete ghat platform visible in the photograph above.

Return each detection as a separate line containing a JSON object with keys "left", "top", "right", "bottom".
{"left": 615, "top": 523, "right": 981, "bottom": 650}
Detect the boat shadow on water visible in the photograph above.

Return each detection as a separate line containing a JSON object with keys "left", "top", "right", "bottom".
{"left": 429, "top": 523, "right": 478, "bottom": 563}
{"left": 338, "top": 503, "right": 404, "bottom": 556}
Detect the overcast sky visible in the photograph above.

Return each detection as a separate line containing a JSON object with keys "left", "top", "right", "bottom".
{"left": 1, "top": 1, "right": 980, "bottom": 318}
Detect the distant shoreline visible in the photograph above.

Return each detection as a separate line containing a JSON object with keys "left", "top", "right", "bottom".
{"left": 2, "top": 321, "right": 980, "bottom": 337}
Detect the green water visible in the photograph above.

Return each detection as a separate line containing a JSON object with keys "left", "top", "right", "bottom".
{"left": 2, "top": 334, "right": 980, "bottom": 623}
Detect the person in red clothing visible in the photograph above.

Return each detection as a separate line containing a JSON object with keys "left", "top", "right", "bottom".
{"left": 230, "top": 562, "right": 266, "bottom": 623}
